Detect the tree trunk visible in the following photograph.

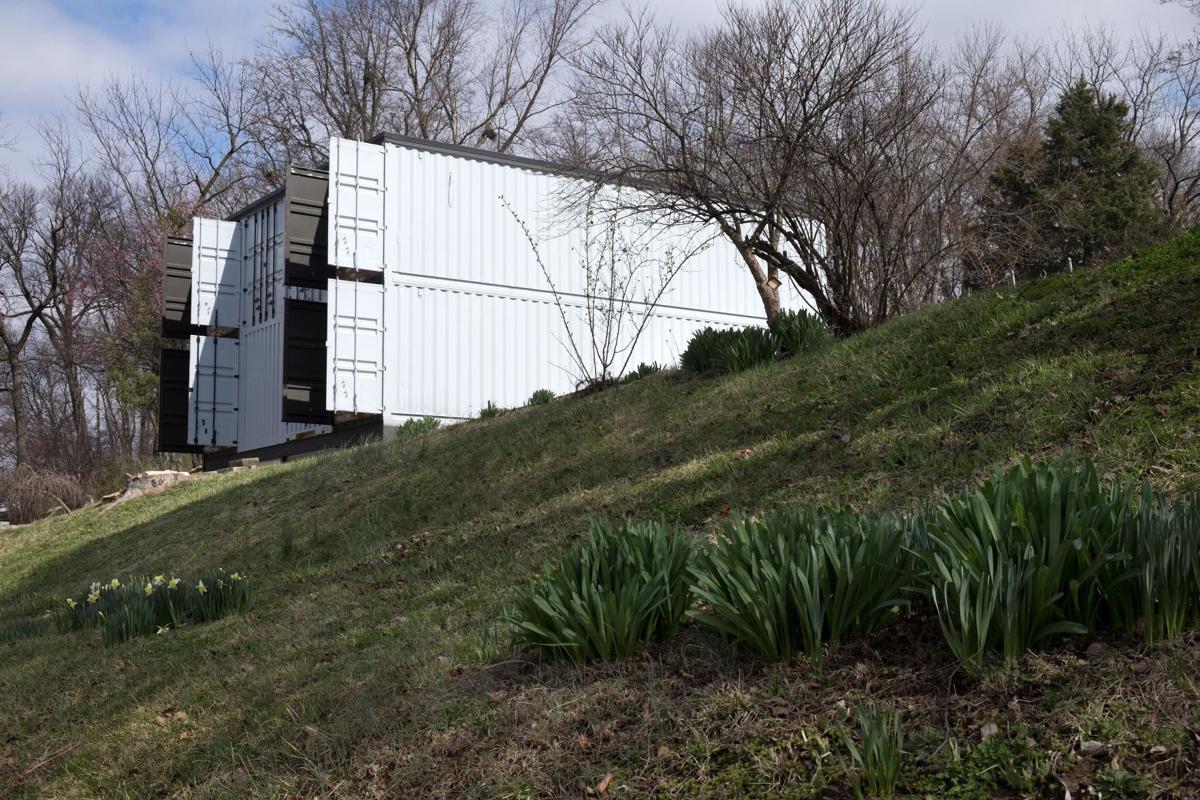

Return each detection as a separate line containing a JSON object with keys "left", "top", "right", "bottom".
{"left": 64, "top": 360, "right": 89, "bottom": 472}
{"left": 763, "top": 249, "right": 861, "bottom": 335}
{"left": 737, "top": 246, "right": 782, "bottom": 321}
{"left": 7, "top": 351, "right": 28, "bottom": 467}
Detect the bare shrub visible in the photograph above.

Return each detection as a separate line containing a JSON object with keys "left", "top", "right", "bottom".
{"left": 0, "top": 464, "right": 89, "bottom": 524}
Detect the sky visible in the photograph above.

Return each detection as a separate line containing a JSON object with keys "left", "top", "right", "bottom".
{"left": 0, "top": 0, "right": 1195, "bottom": 180}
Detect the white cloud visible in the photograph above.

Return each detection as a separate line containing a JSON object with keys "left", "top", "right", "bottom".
{"left": 907, "top": 0, "right": 1196, "bottom": 47}
{"left": 640, "top": 0, "right": 1196, "bottom": 41}
{"left": 0, "top": 0, "right": 272, "bottom": 180}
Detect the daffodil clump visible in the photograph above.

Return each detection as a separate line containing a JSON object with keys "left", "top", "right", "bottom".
{"left": 54, "top": 568, "right": 250, "bottom": 646}
{"left": 190, "top": 568, "right": 251, "bottom": 623}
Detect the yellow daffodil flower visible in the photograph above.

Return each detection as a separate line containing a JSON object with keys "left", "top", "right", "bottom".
{"left": 153, "top": 575, "right": 165, "bottom": 586}
{"left": 230, "top": 572, "right": 242, "bottom": 581}
{"left": 87, "top": 592, "right": 100, "bottom": 604}
{"left": 144, "top": 583, "right": 154, "bottom": 596}
{"left": 156, "top": 625, "right": 170, "bottom": 635}
{"left": 196, "top": 580, "right": 207, "bottom": 594}
{"left": 109, "top": 578, "right": 120, "bottom": 590}
{"left": 66, "top": 598, "right": 77, "bottom": 609}
{"left": 168, "top": 578, "right": 180, "bottom": 589}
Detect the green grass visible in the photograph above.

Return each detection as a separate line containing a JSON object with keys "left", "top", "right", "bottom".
{"left": 5, "top": 231, "right": 1200, "bottom": 796}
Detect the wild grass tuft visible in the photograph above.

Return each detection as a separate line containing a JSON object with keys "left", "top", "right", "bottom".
{"left": 506, "top": 519, "right": 695, "bottom": 663}
{"left": 527, "top": 388, "right": 556, "bottom": 405}
{"left": 479, "top": 401, "right": 505, "bottom": 419}
{"left": 689, "top": 507, "right": 911, "bottom": 661}
{"left": 621, "top": 362, "right": 663, "bottom": 383}
{"left": 768, "top": 309, "right": 832, "bottom": 356}
{"left": 393, "top": 416, "right": 441, "bottom": 438}
{"left": 0, "top": 614, "right": 53, "bottom": 643}
{"left": 1110, "top": 490, "right": 1200, "bottom": 645}
{"left": 918, "top": 459, "right": 1128, "bottom": 670}
{"left": 681, "top": 326, "right": 776, "bottom": 374}
{"left": 834, "top": 703, "right": 904, "bottom": 800}
{"left": 720, "top": 327, "right": 779, "bottom": 373}
{"left": 919, "top": 458, "right": 1200, "bottom": 669}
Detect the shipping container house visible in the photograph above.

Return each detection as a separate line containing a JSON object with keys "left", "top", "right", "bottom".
{"left": 157, "top": 133, "right": 809, "bottom": 468}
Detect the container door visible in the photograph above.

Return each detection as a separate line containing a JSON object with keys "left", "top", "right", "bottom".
{"left": 161, "top": 236, "right": 194, "bottom": 336}
{"left": 328, "top": 137, "right": 386, "bottom": 272}
{"left": 192, "top": 218, "right": 242, "bottom": 329}
{"left": 326, "top": 278, "right": 386, "bottom": 414}
{"left": 282, "top": 299, "right": 332, "bottom": 424}
{"left": 157, "top": 344, "right": 202, "bottom": 452}
{"left": 285, "top": 166, "right": 331, "bottom": 288}
{"left": 188, "top": 334, "right": 239, "bottom": 447}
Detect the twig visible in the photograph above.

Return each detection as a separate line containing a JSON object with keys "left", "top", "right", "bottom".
{"left": 20, "top": 742, "right": 77, "bottom": 779}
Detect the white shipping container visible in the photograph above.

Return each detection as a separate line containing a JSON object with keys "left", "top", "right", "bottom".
{"left": 169, "top": 133, "right": 815, "bottom": 462}
{"left": 324, "top": 135, "right": 810, "bottom": 423}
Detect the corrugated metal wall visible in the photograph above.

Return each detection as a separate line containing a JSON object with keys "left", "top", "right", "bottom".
{"left": 236, "top": 200, "right": 330, "bottom": 450}
{"left": 185, "top": 135, "right": 815, "bottom": 453}
{"left": 375, "top": 278, "right": 750, "bottom": 421}
{"left": 330, "top": 139, "right": 387, "bottom": 272}
{"left": 324, "top": 135, "right": 810, "bottom": 422}
{"left": 383, "top": 144, "right": 789, "bottom": 319}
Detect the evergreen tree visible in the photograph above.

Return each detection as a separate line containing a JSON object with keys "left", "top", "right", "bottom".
{"left": 972, "top": 81, "right": 1162, "bottom": 282}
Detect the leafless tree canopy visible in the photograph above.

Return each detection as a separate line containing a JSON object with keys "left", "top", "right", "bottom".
{"left": 563, "top": 1, "right": 1070, "bottom": 332}
{"left": 249, "top": 0, "right": 600, "bottom": 169}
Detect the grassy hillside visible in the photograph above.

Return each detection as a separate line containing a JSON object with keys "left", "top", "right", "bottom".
{"left": 4, "top": 231, "right": 1200, "bottom": 798}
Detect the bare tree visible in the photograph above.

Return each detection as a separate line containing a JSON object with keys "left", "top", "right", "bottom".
{"left": 0, "top": 174, "right": 73, "bottom": 467}
{"left": 72, "top": 47, "right": 265, "bottom": 461}
{"left": 251, "top": 0, "right": 600, "bottom": 168}
{"left": 564, "top": 0, "right": 1042, "bottom": 332}
{"left": 76, "top": 46, "right": 263, "bottom": 225}
{"left": 503, "top": 191, "right": 705, "bottom": 386}
{"left": 1147, "top": 47, "right": 1200, "bottom": 224}
{"left": 30, "top": 127, "right": 114, "bottom": 471}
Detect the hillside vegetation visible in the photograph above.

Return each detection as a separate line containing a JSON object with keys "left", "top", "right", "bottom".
{"left": 4, "top": 231, "right": 1200, "bottom": 798}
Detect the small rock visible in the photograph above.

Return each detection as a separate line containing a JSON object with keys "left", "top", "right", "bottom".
{"left": 1129, "top": 660, "right": 1150, "bottom": 674}
{"left": 1155, "top": 404, "right": 1170, "bottom": 417}
{"left": 1085, "top": 642, "right": 1106, "bottom": 663}
{"left": 980, "top": 722, "right": 1000, "bottom": 741}
{"left": 1080, "top": 740, "right": 1106, "bottom": 756}
{"left": 1150, "top": 745, "right": 1169, "bottom": 756}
